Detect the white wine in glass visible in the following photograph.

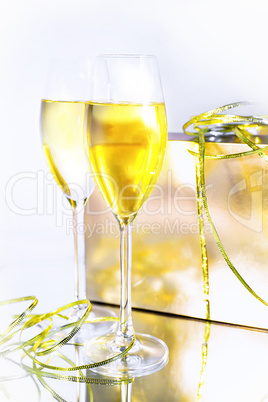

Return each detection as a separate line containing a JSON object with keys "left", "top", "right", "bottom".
{"left": 84, "top": 55, "right": 169, "bottom": 377}
{"left": 40, "top": 58, "right": 117, "bottom": 341}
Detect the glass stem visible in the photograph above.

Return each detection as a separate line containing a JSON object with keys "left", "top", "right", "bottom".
{"left": 120, "top": 382, "right": 132, "bottom": 402}
{"left": 116, "top": 222, "right": 134, "bottom": 346}
{"left": 73, "top": 201, "right": 87, "bottom": 302}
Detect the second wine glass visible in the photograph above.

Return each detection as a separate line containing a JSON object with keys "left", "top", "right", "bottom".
{"left": 40, "top": 57, "right": 117, "bottom": 342}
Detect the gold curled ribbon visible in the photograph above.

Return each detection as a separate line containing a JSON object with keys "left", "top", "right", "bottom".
{"left": 183, "top": 101, "right": 268, "bottom": 401}
{"left": 183, "top": 101, "right": 268, "bottom": 307}
{"left": 0, "top": 297, "right": 132, "bottom": 401}
{"left": 194, "top": 130, "right": 210, "bottom": 402}
{"left": 0, "top": 296, "right": 38, "bottom": 341}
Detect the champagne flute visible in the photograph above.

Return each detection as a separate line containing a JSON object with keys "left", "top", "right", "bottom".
{"left": 40, "top": 57, "right": 117, "bottom": 341}
{"left": 84, "top": 55, "right": 169, "bottom": 376}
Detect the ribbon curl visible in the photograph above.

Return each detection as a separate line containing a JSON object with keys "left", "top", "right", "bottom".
{"left": 0, "top": 297, "right": 131, "bottom": 400}
{"left": 183, "top": 101, "right": 268, "bottom": 401}
{"left": 183, "top": 101, "right": 268, "bottom": 308}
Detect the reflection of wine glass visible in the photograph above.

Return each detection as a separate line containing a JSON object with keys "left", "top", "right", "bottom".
{"left": 75, "top": 346, "right": 86, "bottom": 402}
{"left": 120, "top": 381, "right": 132, "bottom": 402}
{"left": 40, "top": 58, "right": 116, "bottom": 340}
{"left": 84, "top": 55, "right": 169, "bottom": 377}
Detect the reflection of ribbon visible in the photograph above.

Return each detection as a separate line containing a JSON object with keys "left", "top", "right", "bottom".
{"left": 183, "top": 101, "right": 268, "bottom": 400}
{"left": 0, "top": 297, "right": 132, "bottom": 400}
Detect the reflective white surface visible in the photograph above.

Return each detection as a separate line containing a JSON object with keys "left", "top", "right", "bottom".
{"left": 1, "top": 262, "right": 268, "bottom": 401}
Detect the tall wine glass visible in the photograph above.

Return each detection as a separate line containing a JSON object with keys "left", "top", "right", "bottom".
{"left": 84, "top": 55, "right": 169, "bottom": 377}
{"left": 40, "top": 57, "right": 117, "bottom": 340}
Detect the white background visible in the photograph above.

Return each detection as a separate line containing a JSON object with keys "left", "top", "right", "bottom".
{"left": 1, "top": 0, "right": 268, "bottom": 269}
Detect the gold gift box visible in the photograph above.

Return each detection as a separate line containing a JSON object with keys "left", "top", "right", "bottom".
{"left": 85, "top": 131, "right": 268, "bottom": 329}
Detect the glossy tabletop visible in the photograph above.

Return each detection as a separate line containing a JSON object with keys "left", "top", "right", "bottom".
{"left": 1, "top": 261, "right": 268, "bottom": 401}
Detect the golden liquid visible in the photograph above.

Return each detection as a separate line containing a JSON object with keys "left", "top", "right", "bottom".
{"left": 85, "top": 102, "right": 167, "bottom": 222}
{"left": 41, "top": 100, "right": 94, "bottom": 203}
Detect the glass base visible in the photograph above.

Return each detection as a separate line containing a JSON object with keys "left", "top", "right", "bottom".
{"left": 58, "top": 305, "right": 118, "bottom": 344}
{"left": 73, "top": 305, "right": 118, "bottom": 343}
{"left": 84, "top": 332, "right": 169, "bottom": 378}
